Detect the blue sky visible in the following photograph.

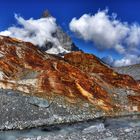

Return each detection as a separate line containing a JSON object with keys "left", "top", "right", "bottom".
{"left": 0, "top": 0, "right": 140, "bottom": 66}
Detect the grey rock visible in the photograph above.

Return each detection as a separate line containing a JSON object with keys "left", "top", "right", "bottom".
{"left": 54, "top": 26, "right": 79, "bottom": 52}
{"left": 0, "top": 87, "right": 140, "bottom": 131}
{"left": 1, "top": 115, "right": 140, "bottom": 140}
{"left": 114, "top": 64, "right": 140, "bottom": 80}
{"left": 82, "top": 123, "right": 105, "bottom": 133}
{"left": 28, "top": 97, "right": 50, "bottom": 108}
{"left": 0, "top": 89, "right": 104, "bottom": 130}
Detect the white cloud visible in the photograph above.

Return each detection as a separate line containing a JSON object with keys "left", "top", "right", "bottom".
{"left": 102, "top": 55, "right": 140, "bottom": 67}
{"left": 70, "top": 9, "right": 140, "bottom": 66}
{"left": 0, "top": 14, "right": 60, "bottom": 47}
{"left": 113, "top": 55, "right": 140, "bottom": 67}
{"left": 126, "top": 24, "right": 140, "bottom": 47}
{"left": 70, "top": 9, "right": 129, "bottom": 53}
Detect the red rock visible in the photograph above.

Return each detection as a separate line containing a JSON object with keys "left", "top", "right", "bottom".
{"left": 0, "top": 35, "right": 140, "bottom": 113}
{"left": 64, "top": 51, "right": 140, "bottom": 92}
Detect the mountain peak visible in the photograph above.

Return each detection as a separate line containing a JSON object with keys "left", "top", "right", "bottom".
{"left": 40, "top": 10, "right": 80, "bottom": 55}
{"left": 42, "top": 10, "right": 52, "bottom": 18}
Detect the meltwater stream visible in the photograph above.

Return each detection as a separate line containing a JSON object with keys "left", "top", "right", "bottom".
{"left": 1, "top": 115, "right": 140, "bottom": 140}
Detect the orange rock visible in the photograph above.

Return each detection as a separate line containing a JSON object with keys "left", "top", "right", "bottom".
{"left": 0, "top": 35, "right": 139, "bottom": 113}
{"left": 64, "top": 51, "right": 140, "bottom": 92}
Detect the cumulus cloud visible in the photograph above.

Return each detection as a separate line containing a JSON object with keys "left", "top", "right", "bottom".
{"left": 0, "top": 14, "right": 60, "bottom": 47}
{"left": 69, "top": 9, "right": 140, "bottom": 66}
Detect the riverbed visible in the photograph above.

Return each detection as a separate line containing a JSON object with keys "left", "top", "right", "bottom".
{"left": 1, "top": 115, "right": 140, "bottom": 140}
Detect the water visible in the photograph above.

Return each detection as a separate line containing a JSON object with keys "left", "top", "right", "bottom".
{"left": 0, "top": 115, "right": 140, "bottom": 140}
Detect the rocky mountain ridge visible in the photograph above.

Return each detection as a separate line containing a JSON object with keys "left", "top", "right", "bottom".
{"left": 0, "top": 35, "right": 140, "bottom": 131}
{"left": 0, "top": 35, "right": 140, "bottom": 114}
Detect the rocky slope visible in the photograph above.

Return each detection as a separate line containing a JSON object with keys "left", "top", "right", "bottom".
{"left": 0, "top": 35, "right": 140, "bottom": 130}
{"left": 64, "top": 52, "right": 139, "bottom": 91}
{"left": 114, "top": 64, "right": 140, "bottom": 81}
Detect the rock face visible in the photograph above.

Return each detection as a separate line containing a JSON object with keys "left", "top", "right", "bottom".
{"left": 64, "top": 52, "right": 140, "bottom": 92}
{"left": 0, "top": 36, "right": 114, "bottom": 112}
{"left": 0, "top": 35, "right": 140, "bottom": 130}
